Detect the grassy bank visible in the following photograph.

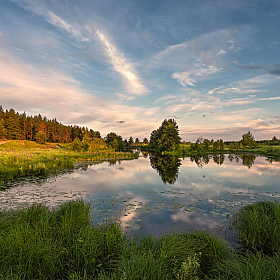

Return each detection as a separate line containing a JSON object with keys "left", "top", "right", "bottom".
{"left": 163, "top": 144, "right": 280, "bottom": 161}
{"left": 0, "top": 140, "right": 138, "bottom": 184}
{"left": 1, "top": 199, "right": 280, "bottom": 279}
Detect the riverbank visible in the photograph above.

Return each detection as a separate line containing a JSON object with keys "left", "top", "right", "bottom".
{"left": 159, "top": 144, "right": 280, "bottom": 161}
{"left": 0, "top": 140, "right": 138, "bottom": 184}
{"left": 0, "top": 199, "right": 279, "bottom": 279}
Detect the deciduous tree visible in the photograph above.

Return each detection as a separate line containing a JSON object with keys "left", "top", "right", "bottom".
{"left": 35, "top": 131, "right": 47, "bottom": 144}
{"left": 149, "top": 119, "right": 181, "bottom": 151}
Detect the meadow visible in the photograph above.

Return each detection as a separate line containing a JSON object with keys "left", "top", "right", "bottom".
{"left": 0, "top": 140, "right": 138, "bottom": 184}
{"left": 1, "top": 199, "right": 280, "bottom": 279}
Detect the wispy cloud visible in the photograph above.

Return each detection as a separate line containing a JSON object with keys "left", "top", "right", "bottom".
{"left": 10, "top": 0, "right": 89, "bottom": 42}
{"left": 95, "top": 28, "right": 147, "bottom": 95}
{"left": 0, "top": 49, "right": 154, "bottom": 138}
{"left": 234, "top": 61, "right": 280, "bottom": 76}
{"left": 172, "top": 65, "right": 220, "bottom": 87}
{"left": 149, "top": 27, "right": 249, "bottom": 87}
{"left": 208, "top": 75, "right": 278, "bottom": 95}
{"left": 45, "top": 11, "right": 89, "bottom": 42}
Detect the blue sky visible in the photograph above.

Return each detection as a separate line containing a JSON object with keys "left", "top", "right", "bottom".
{"left": 0, "top": 0, "right": 279, "bottom": 141}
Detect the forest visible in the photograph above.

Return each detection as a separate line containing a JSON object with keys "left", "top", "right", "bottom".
{"left": 0, "top": 106, "right": 101, "bottom": 143}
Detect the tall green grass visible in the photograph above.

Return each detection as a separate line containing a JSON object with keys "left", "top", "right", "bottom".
{"left": 206, "top": 251, "right": 280, "bottom": 280}
{"left": 0, "top": 200, "right": 126, "bottom": 279}
{"left": 0, "top": 199, "right": 230, "bottom": 279}
{"left": 0, "top": 140, "right": 138, "bottom": 184}
{"left": 2, "top": 199, "right": 280, "bottom": 279}
{"left": 232, "top": 200, "right": 280, "bottom": 254}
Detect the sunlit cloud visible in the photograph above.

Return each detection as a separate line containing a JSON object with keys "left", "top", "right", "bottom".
{"left": 172, "top": 65, "right": 220, "bottom": 87}
{"left": 0, "top": 49, "right": 154, "bottom": 139}
{"left": 2, "top": 0, "right": 280, "bottom": 142}
{"left": 95, "top": 28, "right": 147, "bottom": 95}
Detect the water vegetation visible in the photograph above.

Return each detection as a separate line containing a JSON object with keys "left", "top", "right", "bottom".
{"left": 0, "top": 140, "right": 138, "bottom": 184}
{"left": 1, "top": 199, "right": 280, "bottom": 279}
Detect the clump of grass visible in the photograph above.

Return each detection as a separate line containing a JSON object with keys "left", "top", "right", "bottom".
{"left": 0, "top": 199, "right": 230, "bottom": 279}
{"left": 232, "top": 200, "right": 280, "bottom": 254}
{"left": 0, "top": 199, "right": 126, "bottom": 279}
{"left": 6, "top": 199, "right": 280, "bottom": 279}
{"left": 206, "top": 251, "right": 280, "bottom": 280}
{"left": 117, "top": 231, "right": 229, "bottom": 279}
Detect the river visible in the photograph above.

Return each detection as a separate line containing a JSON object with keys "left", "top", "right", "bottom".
{"left": 1, "top": 153, "right": 279, "bottom": 240}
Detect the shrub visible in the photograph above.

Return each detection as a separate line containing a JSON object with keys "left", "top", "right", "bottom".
{"left": 35, "top": 131, "right": 47, "bottom": 144}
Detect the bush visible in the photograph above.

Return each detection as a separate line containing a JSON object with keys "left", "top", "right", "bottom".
{"left": 35, "top": 131, "right": 47, "bottom": 144}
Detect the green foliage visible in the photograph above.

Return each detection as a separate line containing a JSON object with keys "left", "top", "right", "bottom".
{"left": 71, "top": 138, "right": 83, "bottom": 151}
{"left": 35, "top": 131, "right": 47, "bottom": 144}
{"left": 89, "top": 138, "right": 108, "bottom": 151}
{"left": 242, "top": 131, "right": 257, "bottom": 147}
{"left": 203, "top": 139, "right": 210, "bottom": 150}
{"left": 149, "top": 119, "right": 181, "bottom": 151}
{"left": 111, "top": 138, "right": 119, "bottom": 150}
{"left": 128, "top": 136, "right": 134, "bottom": 145}
{"left": 0, "top": 105, "right": 101, "bottom": 144}
{"left": 0, "top": 118, "right": 6, "bottom": 139}
{"left": 232, "top": 201, "right": 280, "bottom": 254}
{"left": 228, "top": 142, "right": 234, "bottom": 151}
{"left": 142, "top": 137, "right": 149, "bottom": 145}
{"left": 135, "top": 137, "right": 140, "bottom": 145}
{"left": 118, "top": 230, "right": 228, "bottom": 280}
{"left": 105, "top": 132, "right": 126, "bottom": 151}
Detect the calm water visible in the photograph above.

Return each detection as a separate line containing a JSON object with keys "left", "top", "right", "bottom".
{"left": 1, "top": 154, "right": 279, "bottom": 239}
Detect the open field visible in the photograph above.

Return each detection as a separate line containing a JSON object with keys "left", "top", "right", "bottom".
{"left": 0, "top": 140, "right": 138, "bottom": 184}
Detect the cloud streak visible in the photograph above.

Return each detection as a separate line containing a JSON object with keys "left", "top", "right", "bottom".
{"left": 172, "top": 65, "right": 220, "bottom": 87}
{"left": 95, "top": 28, "right": 147, "bottom": 95}
{"left": 10, "top": 0, "right": 89, "bottom": 42}
{"left": 234, "top": 61, "right": 280, "bottom": 76}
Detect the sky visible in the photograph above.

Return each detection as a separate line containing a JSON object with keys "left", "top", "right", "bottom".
{"left": 0, "top": 0, "right": 280, "bottom": 142}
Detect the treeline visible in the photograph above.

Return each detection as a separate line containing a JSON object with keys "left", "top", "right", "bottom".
{"left": 0, "top": 106, "right": 100, "bottom": 143}
{"left": 190, "top": 131, "right": 280, "bottom": 153}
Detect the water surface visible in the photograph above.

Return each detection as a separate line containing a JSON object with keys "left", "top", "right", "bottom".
{"left": 1, "top": 154, "right": 279, "bottom": 239}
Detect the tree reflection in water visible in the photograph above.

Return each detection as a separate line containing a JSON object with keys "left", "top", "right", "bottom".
{"left": 213, "top": 154, "right": 225, "bottom": 165}
{"left": 190, "top": 155, "right": 210, "bottom": 168}
{"left": 239, "top": 154, "right": 256, "bottom": 169}
{"left": 149, "top": 154, "right": 181, "bottom": 184}
{"left": 149, "top": 153, "right": 257, "bottom": 183}
{"left": 190, "top": 154, "right": 257, "bottom": 169}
